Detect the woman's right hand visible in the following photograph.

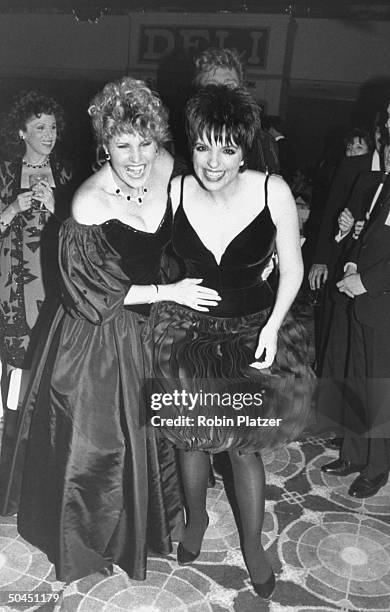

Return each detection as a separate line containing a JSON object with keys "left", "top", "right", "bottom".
{"left": 13, "top": 191, "right": 34, "bottom": 213}
{"left": 163, "top": 278, "right": 221, "bottom": 312}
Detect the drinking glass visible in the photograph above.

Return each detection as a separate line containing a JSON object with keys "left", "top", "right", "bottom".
{"left": 29, "top": 173, "right": 49, "bottom": 210}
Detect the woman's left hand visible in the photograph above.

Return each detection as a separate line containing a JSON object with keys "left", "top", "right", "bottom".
{"left": 32, "top": 180, "right": 55, "bottom": 213}
{"left": 250, "top": 323, "right": 278, "bottom": 370}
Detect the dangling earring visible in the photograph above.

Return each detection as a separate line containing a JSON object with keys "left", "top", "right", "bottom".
{"left": 92, "top": 144, "right": 110, "bottom": 172}
{"left": 155, "top": 147, "right": 160, "bottom": 157}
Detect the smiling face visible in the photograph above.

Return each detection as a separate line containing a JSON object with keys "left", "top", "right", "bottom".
{"left": 345, "top": 136, "right": 369, "bottom": 157}
{"left": 193, "top": 130, "right": 244, "bottom": 192}
{"left": 107, "top": 131, "right": 158, "bottom": 189}
{"left": 20, "top": 113, "right": 57, "bottom": 161}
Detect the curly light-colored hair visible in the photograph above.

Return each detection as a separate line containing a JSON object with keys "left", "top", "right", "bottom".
{"left": 88, "top": 77, "right": 170, "bottom": 146}
{"left": 1, "top": 90, "right": 65, "bottom": 159}
{"left": 193, "top": 48, "right": 243, "bottom": 88}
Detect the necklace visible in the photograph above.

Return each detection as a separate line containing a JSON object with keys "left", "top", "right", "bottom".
{"left": 22, "top": 157, "right": 50, "bottom": 169}
{"left": 107, "top": 164, "right": 148, "bottom": 205}
{"left": 114, "top": 185, "right": 148, "bottom": 205}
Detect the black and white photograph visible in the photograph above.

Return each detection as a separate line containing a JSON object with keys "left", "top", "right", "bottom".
{"left": 0, "top": 2, "right": 390, "bottom": 610}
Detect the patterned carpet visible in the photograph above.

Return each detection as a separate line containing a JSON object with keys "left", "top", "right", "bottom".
{"left": 1, "top": 300, "right": 390, "bottom": 611}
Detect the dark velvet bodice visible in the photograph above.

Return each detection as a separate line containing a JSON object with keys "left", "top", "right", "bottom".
{"left": 102, "top": 202, "right": 172, "bottom": 316}
{"left": 173, "top": 177, "right": 276, "bottom": 317}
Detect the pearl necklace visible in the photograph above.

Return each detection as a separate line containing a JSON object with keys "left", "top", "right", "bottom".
{"left": 22, "top": 157, "right": 50, "bottom": 169}
{"left": 114, "top": 185, "right": 148, "bottom": 205}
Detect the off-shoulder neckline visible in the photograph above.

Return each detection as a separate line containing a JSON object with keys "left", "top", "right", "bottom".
{"left": 67, "top": 199, "right": 170, "bottom": 235}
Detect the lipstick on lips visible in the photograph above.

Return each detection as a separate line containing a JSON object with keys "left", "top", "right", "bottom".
{"left": 125, "top": 164, "right": 145, "bottom": 179}
{"left": 204, "top": 169, "right": 225, "bottom": 182}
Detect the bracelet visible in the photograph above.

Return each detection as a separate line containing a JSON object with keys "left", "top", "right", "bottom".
{"left": 0, "top": 204, "right": 18, "bottom": 229}
{"left": 0, "top": 216, "right": 9, "bottom": 229}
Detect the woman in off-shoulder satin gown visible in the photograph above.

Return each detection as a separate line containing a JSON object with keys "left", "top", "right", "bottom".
{"left": 151, "top": 85, "right": 315, "bottom": 600}
{"left": 0, "top": 77, "right": 220, "bottom": 583}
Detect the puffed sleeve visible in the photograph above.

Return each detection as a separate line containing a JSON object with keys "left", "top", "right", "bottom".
{"left": 59, "top": 218, "right": 131, "bottom": 324}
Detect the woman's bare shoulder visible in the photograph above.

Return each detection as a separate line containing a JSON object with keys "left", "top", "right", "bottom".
{"left": 245, "top": 169, "right": 286, "bottom": 191}
{"left": 243, "top": 170, "right": 295, "bottom": 222}
{"left": 71, "top": 172, "right": 106, "bottom": 224}
{"left": 266, "top": 174, "right": 297, "bottom": 224}
{"left": 267, "top": 172, "right": 290, "bottom": 192}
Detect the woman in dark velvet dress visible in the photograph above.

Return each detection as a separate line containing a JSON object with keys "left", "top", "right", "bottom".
{"left": 151, "top": 86, "right": 314, "bottom": 600}
{"left": 0, "top": 77, "right": 219, "bottom": 583}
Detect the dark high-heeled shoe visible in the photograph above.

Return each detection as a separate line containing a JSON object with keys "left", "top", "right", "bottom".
{"left": 251, "top": 568, "right": 276, "bottom": 600}
{"left": 177, "top": 514, "right": 209, "bottom": 565}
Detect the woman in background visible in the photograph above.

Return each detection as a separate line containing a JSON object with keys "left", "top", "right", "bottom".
{"left": 0, "top": 90, "right": 73, "bottom": 378}
{"left": 0, "top": 91, "right": 73, "bottom": 510}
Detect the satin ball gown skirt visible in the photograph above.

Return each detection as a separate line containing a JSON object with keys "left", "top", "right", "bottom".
{"left": 0, "top": 305, "right": 182, "bottom": 583}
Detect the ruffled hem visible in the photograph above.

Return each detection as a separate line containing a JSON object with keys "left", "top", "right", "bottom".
{"left": 150, "top": 302, "right": 316, "bottom": 453}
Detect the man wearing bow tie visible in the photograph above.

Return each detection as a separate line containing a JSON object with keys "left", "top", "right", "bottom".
{"left": 322, "top": 148, "right": 390, "bottom": 497}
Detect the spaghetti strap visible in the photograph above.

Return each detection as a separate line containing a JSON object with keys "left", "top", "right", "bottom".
{"left": 264, "top": 173, "right": 271, "bottom": 209}
{"left": 179, "top": 175, "right": 185, "bottom": 208}
{"left": 168, "top": 161, "right": 186, "bottom": 210}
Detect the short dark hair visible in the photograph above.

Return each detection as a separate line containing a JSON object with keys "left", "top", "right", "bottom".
{"left": 344, "top": 127, "right": 373, "bottom": 151}
{"left": 185, "top": 85, "right": 260, "bottom": 166}
{"left": 2, "top": 90, "right": 65, "bottom": 159}
{"left": 193, "top": 48, "right": 243, "bottom": 87}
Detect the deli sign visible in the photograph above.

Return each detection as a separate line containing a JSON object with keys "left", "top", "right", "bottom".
{"left": 137, "top": 26, "right": 269, "bottom": 69}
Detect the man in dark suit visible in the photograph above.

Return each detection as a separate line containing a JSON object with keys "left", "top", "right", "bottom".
{"left": 314, "top": 169, "right": 383, "bottom": 437}
{"left": 322, "top": 153, "right": 390, "bottom": 498}
{"left": 308, "top": 152, "right": 377, "bottom": 374}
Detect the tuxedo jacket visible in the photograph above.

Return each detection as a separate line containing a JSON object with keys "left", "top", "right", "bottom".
{"left": 350, "top": 175, "right": 390, "bottom": 330}
{"left": 332, "top": 171, "right": 383, "bottom": 272}
{"left": 313, "top": 153, "right": 373, "bottom": 268}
